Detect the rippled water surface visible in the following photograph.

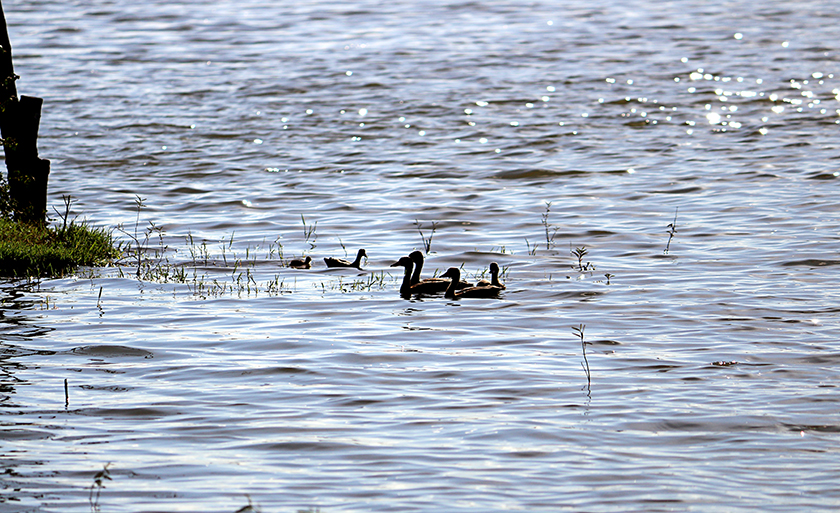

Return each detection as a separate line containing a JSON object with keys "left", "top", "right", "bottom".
{"left": 3, "top": 0, "right": 840, "bottom": 511}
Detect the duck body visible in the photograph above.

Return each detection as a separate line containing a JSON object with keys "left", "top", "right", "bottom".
{"left": 475, "top": 262, "right": 505, "bottom": 289}
{"left": 325, "top": 248, "right": 367, "bottom": 269}
{"left": 408, "top": 277, "right": 451, "bottom": 295}
{"left": 408, "top": 250, "right": 472, "bottom": 292}
{"left": 289, "top": 256, "right": 312, "bottom": 269}
{"left": 390, "top": 255, "right": 457, "bottom": 297}
{"left": 441, "top": 267, "right": 502, "bottom": 299}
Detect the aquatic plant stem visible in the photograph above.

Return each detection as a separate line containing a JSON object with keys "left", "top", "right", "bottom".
{"left": 542, "top": 201, "right": 557, "bottom": 250}
{"left": 573, "top": 324, "right": 591, "bottom": 386}
{"left": 665, "top": 207, "right": 678, "bottom": 254}
{"left": 415, "top": 219, "right": 437, "bottom": 254}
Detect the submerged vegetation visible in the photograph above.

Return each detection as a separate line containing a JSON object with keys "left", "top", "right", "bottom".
{"left": 97, "top": 198, "right": 617, "bottom": 299}
{"left": 0, "top": 189, "right": 621, "bottom": 300}
{"left": 0, "top": 193, "right": 617, "bottom": 295}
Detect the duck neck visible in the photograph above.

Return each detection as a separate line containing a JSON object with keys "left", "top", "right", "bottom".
{"left": 410, "top": 259, "right": 422, "bottom": 285}
{"left": 400, "top": 265, "right": 413, "bottom": 295}
{"left": 444, "top": 273, "right": 459, "bottom": 298}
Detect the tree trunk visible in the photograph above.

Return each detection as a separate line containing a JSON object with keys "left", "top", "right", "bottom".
{"left": 0, "top": 1, "right": 50, "bottom": 223}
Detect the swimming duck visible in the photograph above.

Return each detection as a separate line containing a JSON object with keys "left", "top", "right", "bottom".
{"left": 390, "top": 256, "right": 417, "bottom": 297}
{"left": 324, "top": 248, "right": 367, "bottom": 269}
{"left": 289, "top": 256, "right": 312, "bottom": 269}
{"left": 441, "top": 267, "right": 502, "bottom": 299}
{"left": 476, "top": 262, "right": 505, "bottom": 289}
{"left": 408, "top": 250, "right": 472, "bottom": 293}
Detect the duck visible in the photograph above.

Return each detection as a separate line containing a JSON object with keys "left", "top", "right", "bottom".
{"left": 390, "top": 256, "right": 417, "bottom": 297}
{"left": 289, "top": 256, "right": 312, "bottom": 269}
{"left": 408, "top": 250, "right": 472, "bottom": 293}
{"left": 475, "top": 262, "right": 505, "bottom": 289}
{"left": 441, "top": 267, "right": 502, "bottom": 299}
{"left": 324, "top": 248, "right": 366, "bottom": 269}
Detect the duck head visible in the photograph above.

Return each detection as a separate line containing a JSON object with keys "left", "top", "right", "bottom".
{"left": 441, "top": 267, "right": 461, "bottom": 281}
{"left": 390, "top": 256, "right": 413, "bottom": 269}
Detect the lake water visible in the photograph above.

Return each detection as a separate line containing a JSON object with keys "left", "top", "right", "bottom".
{"left": 3, "top": 0, "right": 840, "bottom": 511}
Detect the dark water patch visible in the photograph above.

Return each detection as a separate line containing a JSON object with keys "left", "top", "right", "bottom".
{"left": 67, "top": 345, "right": 154, "bottom": 359}
{"left": 78, "top": 384, "right": 133, "bottom": 393}
{"left": 65, "top": 367, "right": 125, "bottom": 375}
{"left": 547, "top": 289, "right": 609, "bottom": 301}
{"left": 74, "top": 406, "right": 173, "bottom": 419}
{"left": 621, "top": 361, "right": 685, "bottom": 373}
{"left": 584, "top": 229, "right": 618, "bottom": 237}
{"left": 256, "top": 441, "right": 358, "bottom": 452}
{"left": 0, "top": 427, "right": 54, "bottom": 441}
{"left": 328, "top": 397, "right": 387, "bottom": 408}
{"left": 783, "top": 423, "right": 840, "bottom": 433}
{"left": 649, "top": 186, "right": 705, "bottom": 195}
{"left": 0, "top": 344, "right": 56, "bottom": 358}
{"left": 781, "top": 259, "right": 840, "bottom": 267}
{"left": 263, "top": 366, "right": 319, "bottom": 376}
{"left": 592, "top": 339, "right": 622, "bottom": 346}
{"left": 807, "top": 172, "right": 840, "bottom": 180}
{"left": 168, "top": 186, "right": 210, "bottom": 195}
{"left": 633, "top": 416, "right": 787, "bottom": 434}
{"left": 784, "top": 353, "right": 840, "bottom": 366}
{"left": 493, "top": 168, "right": 590, "bottom": 180}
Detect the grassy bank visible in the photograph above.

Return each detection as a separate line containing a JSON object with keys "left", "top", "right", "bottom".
{"left": 0, "top": 218, "right": 120, "bottom": 277}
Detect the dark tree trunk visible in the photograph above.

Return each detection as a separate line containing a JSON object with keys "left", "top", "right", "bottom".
{"left": 0, "top": 1, "right": 50, "bottom": 223}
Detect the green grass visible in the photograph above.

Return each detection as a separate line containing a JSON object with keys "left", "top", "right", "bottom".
{"left": 0, "top": 218, "right": 120, "bottom": 277}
